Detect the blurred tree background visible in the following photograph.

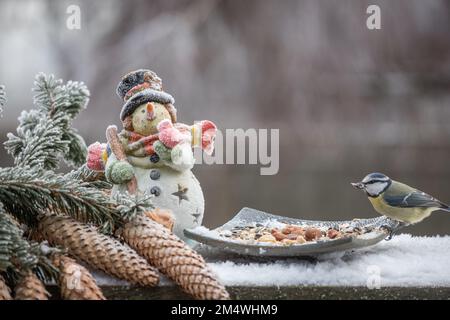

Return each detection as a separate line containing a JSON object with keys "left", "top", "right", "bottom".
{"left": 1, "top": 0, "right": 449, "bottom": 235}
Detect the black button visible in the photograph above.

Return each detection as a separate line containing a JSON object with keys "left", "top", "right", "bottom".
{"left": 150, "top": 169, "right": 160, "bottom": 180}
{"left": 150, "top": 153, "right": 160, "bottom": 163}
{"left": 150, "top": 186, "right": 161, "bottom": 196}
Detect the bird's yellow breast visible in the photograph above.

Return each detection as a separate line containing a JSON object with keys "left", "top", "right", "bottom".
{"left": 368, "top": 196, "right": 435, "bottom": 224}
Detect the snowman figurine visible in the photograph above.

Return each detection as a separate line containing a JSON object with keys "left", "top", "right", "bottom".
{"left": 87, "top": 69, "right": 216, "bottom": 242}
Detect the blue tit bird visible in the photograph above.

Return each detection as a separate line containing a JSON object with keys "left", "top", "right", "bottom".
{"left": 352, "top": 173, "right": 450, "bottom": 227}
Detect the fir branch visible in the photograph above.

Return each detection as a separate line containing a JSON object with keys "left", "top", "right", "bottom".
{"left": 6, "top": 111, "right": 71, "bottom": 169}
{"left": 63, "top": 128, "right": 88, "bottom": 167}
{"left": 33, "top": 76, "right": 89, "bottom": 119}
{"left": 0, "top": 167, "right": 118, "bottom": 232}
{"left": 114, "top": 192, "right": 154, "bottom": 222}
{"left": 64, "top": 164, "right": 108, "bottom": 187}
{"left": 63, "top": 168, "right": 154, "bottom": 224}
{"left": 4, "top": 73, "right": 89, "bottom": 170}
{"left": 0, "top": 205, "right": 58, "bottom": 282}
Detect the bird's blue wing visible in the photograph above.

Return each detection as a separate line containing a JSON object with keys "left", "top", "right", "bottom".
{"left": 384, "top": 191, "right": 445, "bottom": 208}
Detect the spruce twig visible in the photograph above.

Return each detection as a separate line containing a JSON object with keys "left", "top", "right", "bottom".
{"left": 114, "top": 192, "right": 154, "bottom": 222}
{"left": 0, "top": 167, "right": 118, "bottom": 231}
{"left": 4, "top": 73, "right": 89, "bottom": 170}
{"left": 0, "top": 205, "right": 58, "bottom": 283}
{"left": 64, "top": 164, "right": 108, "bottom": 187}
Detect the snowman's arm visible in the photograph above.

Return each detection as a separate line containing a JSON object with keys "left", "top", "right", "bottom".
{"left": 105, "top": 153, "right": 118, "bottom": 182}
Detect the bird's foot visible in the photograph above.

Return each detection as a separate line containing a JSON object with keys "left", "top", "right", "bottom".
{"left": 380, "top": 220, "right": 408, "bottom": 241}
{"left": 380, "top": 225, "right": 395, "bottom": 240}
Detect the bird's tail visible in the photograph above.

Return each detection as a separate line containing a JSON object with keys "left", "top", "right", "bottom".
{"left": 439, "top": 203, "right": 450, "bottom": 212}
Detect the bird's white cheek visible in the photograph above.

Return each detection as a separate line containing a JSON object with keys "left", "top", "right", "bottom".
{"left": 365, "top": 182, "right": 386, "bottom": 196}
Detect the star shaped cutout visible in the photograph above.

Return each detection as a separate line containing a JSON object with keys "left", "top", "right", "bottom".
{"left": 172, "top": 184, "right": 189, "bottom": 204}
{"left": 192, "top": 211, "right": 201, "bottom": 224}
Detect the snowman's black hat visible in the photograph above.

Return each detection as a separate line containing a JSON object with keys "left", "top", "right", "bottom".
{"left": 117, "top": 69, "right": 175, "bottom": 121}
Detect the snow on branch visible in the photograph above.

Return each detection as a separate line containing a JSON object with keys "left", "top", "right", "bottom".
{"left": 0, "top": 166, "right": 119, "bottom": 232}
{"left": 0, "top": 204, "right": 58, "bottom": 282}
{"left": 4, "top": 73, "right": 90, "bottom": 170}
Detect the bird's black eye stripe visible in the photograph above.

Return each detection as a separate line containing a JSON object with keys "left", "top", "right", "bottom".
{"left": 365, "top": 179, "right": 387, "bottom": 184}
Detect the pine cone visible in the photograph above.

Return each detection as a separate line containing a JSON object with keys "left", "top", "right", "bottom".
{"left": 15, "top": 272, "right": 49, "bottom": 300}
{"left": 122, "top": 214, "right": 230, "bottom": 300}
{"left": 52, "top": 254, "right": 105, "bottom": 300}
{"left": 145, "top": 208, "right": 174, "bottom": 231}
{"left": 38, "top": 214, "right": 159, "bottom": 287}
{"left": 0, "top": 275, "right": 12, "bottom": 300}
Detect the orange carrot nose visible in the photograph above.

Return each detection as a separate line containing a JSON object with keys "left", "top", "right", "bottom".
{"left": 146, "top": 103, "right": 155, "bottom": 120}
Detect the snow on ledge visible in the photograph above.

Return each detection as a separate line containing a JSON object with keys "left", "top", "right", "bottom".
{"left": 93, "top": 234, "right": 450, "bottom": 287}
{"left": 209, "top": 234, "right": 450, "bottom": 287}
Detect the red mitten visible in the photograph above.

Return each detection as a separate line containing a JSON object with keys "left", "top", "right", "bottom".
{"left": 86, "top": 142, "right": 106, "bottom": 171}
{"left": 157, "top": 119, "right": 190, "bottom": 148}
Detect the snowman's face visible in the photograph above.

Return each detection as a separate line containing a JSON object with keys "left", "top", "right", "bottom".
{"left": 132, "top": 102, "right": 171, "bottom": 136}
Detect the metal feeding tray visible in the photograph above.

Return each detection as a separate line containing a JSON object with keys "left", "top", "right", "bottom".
{"left": 184, "top": 207, "right": 394, "bottom": 257}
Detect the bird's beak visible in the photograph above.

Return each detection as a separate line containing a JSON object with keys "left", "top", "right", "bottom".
{"left": 351, "top": 182, "right": 364, "bottom": 189}
{"left": 146, "top": 103, "right": 155, "bottom": 121}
